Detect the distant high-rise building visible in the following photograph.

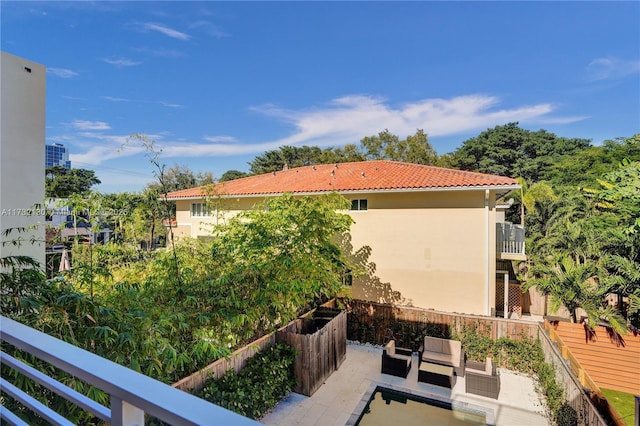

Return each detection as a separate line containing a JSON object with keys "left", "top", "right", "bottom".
{"left": 46, "top": 143, "right": 71, "bottom": 169}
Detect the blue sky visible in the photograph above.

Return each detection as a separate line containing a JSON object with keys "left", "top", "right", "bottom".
{"left": 2, "top": 1, "right": 639, "bottom": 193}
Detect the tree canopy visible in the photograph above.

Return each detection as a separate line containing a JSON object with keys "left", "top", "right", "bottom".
{"left": 45, "top": 166, "right": 101, "bottom": 198}
{"left": 146, "top": 163, "right": 214, "bottom": 193}
{"left": 248, "top": 145, "right": 336, "bottom": 175}
{"left": 219, "top": 169, "right": 250, "bottom": 182}
{"left": 545, "top": 135, "right": 640, "bottom": 188}
{"left": 449, "top": 123, "right": 591, "bottom": 182}
{"left": 519, "top": 135, "right": 640, "bottom": 331}
{"left": 360, "top": 129, "right": 438, "bottom": 164}
{"left": 247, "top": 129, "right": 437, "bottom": 175}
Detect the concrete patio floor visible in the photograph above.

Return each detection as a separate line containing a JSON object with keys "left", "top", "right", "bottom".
{"left": 261, "top": 342, "right": 550, "bottom": 426}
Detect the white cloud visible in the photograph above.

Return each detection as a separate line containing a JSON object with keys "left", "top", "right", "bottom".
{"left": 587, "top": 57, "right": 640, "bottom": 81}
{"left": 189, "top": 20, "right": 229, "bottom": 38}
{"left": 65, "top": 94, "right": 586, "bottom": 165}
{"left": 203, "top": 135, "right": 239, "bottom": 143}
{"left": 29, "top": 8, "right": 47, "bottom": 16}
{"left": 143, "top": 22, "right": 190, "bottom": 40}
{"left": 68, "top": 132, "right": 167, "bottom": 166}
{"left": 102, "top": 57, "right": 142, "bottom": 67}
{"left": 132, "top": 46, "right": 184, "bottom": 58}
{"left": 47, "top": 68, "right": 78, "bottom": 78}
{"left": 160, "top": 101, "right": 184, "bottom": 108}
{"left": 247, "top": 94, "right": 586, "bottom": 149}
{"left": 72, "top": 120, "right": 111, "bottom": 131}
{"left": 102, "top": 96, "right": 131, "bottom": 102}
{"left": 71, "top": 145, "right": 128, "bottom": 164}
{"left": 101, "top": 96, "right": 181, "bottom": 108}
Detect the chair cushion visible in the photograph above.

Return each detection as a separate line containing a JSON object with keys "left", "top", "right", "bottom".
{"left": 395, "top": 354, "right": 411, "bottom": 365}
{"left": 485, "top": 358, "right": 494, "bottom": 375}
{"left": 466, "top": 366, "right": 484, "bottom": 375}
{"left": 466, "top": 358, "right": 493, "bottom": 376}
{"left": 385, "top": 340, "right": 395, "bottom": 357}
{"left": 424, "top": 337, "right": 443, "bottom": 353}
{"left": 422, "top": 351, "right": 456, "bottom": 367}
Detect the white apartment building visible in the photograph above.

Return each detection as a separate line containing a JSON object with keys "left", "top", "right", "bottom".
{"left": 0, "top": 51, "right": 46, "bottom": 268}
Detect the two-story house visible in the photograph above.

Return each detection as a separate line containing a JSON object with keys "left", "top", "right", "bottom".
{"left": 166, "top": 160, "right": 527, "bottom": 317}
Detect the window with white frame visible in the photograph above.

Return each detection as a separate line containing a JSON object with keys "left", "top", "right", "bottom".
{"left": 191, "top": 202, "right": 211, "bottom": 217}
{"left": 350, "top": 199, "right": 368, "bottom": 211}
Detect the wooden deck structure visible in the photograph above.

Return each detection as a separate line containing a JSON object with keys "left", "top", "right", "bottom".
{"left": 547, "top": 320, "right": 640, "bottom": 395}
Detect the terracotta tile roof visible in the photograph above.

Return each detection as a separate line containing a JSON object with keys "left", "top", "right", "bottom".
{"left": 166, "top": 160, "right": 519, "bottom": 199}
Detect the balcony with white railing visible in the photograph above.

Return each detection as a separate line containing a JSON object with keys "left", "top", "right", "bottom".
{"left": 0, "top": 315, "right": 258, "bottom": 426}
{"left": 496, "top": 222, "right": 526, "bottom": 260}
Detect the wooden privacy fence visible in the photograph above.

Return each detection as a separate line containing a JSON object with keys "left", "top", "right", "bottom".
{"left": 172, "top": 299, "right": 346, "bottom": 395}
{"left": 277, "top": 304, "right": 347, "bottom": 396}
{"left": 346, "top": 299, "right": 539, "bottom": 350}
{"left": 172, "top": 327, "right": 278, "bottom": 393}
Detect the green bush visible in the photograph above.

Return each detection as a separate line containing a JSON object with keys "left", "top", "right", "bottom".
{"left": 455, "top": 322, "right": 568, "bottom": 423}
{"left": 198, "top": 343, "right": 297, "bottom": 419}
{"left": 536, "top": 360, "right": 564, "bottom": 419}
{"left": 557, "top": 402, "right": 578, "bottom": 426}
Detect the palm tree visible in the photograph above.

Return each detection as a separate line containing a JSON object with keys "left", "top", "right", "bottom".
{"left": 601, "top": 252, "right": 640, "bottom": 328}
{"left": 523, "top": 256, "right": 627, "bottom": 334}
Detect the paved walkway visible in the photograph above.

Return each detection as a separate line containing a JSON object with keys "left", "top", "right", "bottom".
{"left": 261, "top": 342, "right": 549, "bottom": 426}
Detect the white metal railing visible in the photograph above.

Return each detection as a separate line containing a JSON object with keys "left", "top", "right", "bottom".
{"left": 496, "top": 222, "right": 525, "bottom": 256}
{"left": 0, "top": 315, "right": 258, "bottom": 426}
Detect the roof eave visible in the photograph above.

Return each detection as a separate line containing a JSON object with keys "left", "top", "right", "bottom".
{"left": 165, "top": 184, "right": 521, "bottom": 201}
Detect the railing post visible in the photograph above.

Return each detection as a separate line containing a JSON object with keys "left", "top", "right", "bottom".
{"left": 578, "top": 369, "right": 587, "bottom": 387}
{"left": 111, "top": 396, "right": 144, "bottom": 426}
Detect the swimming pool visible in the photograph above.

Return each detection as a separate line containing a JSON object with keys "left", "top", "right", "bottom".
{"left": 352, "top": 386, "right": 491, "bottom": 426}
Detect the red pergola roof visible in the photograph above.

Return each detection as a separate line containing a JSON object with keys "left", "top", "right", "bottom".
{"left": 166, "top": 160, "right": 518, "bottom": 199}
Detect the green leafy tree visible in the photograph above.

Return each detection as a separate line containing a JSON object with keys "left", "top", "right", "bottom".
{"left": 590, "top": 159, "right": 640, "bottom": 326}
{"left": 360, "top": 129, "right": 438, "bottom": 164}
{"left": 100, "top": 192, "right": 143, "bottom": 243}
{"left": 450, "top": 123, "right": 591, "bottom": 181}
{"left": 45, "top": 166, "right": 101, "bottom": 197}
{"left": 208, "top": 193, "right": 354, "bottom": 339}
{"left": 248, "top": 145, "right": 331, "bottom": 174}
{"left": 219, "top": 169, "right": 250, "bottom": 182}
{"left": 360, "top": 130, "right": 399, "bottom": 160}
{"left": 320, "top": 143, "right": 365, "bottom": 164}
{"left": 247, "top": 129, "right": 437, "bottom": 176}
{"left": 518, "top": 181, "right": 558, "bottom": 254}
{"left": 146, "top": 163, "right": 214, "bottom": 193}
{"left": 546, "top": 134, "right": 640, "bottom": 187}
{"left": 127, "top": 187, "right": 164, "bottom": 250}
{"left": 538, "top": 191, "right": 604, "bottom": 266}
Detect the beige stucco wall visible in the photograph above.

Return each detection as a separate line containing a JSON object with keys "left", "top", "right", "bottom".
{"left": 173, "top": 189, "right": 499, "bottom": 316}
{"left": 174, "top": 197, "right": 257, "bottom": 238}
{"left": 346, "top": 191, "right": 497, "bottom": 316}
{"left": 0, "top": 52, "right": 46, "bottom": 268}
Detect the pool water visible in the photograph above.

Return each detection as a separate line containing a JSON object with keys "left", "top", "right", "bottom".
{"left": 355, "top": 387, "right": 487, "bottom": 426}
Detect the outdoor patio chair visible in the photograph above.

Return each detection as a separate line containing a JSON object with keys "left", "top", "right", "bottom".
{"left": 418, "top": 336, "right": 465, "bottom": 377}
{"left": 381, "top": 340, "right": 412, "bottom": 378}
{"left": 465, "top": 358, "right": 500, "bottom": 399}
